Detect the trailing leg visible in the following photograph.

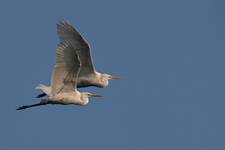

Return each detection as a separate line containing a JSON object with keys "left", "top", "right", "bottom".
{"left": 17, "top": 99, "right": 50, "bottom": 110}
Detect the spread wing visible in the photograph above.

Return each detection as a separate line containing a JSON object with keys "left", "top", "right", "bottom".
{"left": 57, "top": 21, "right": 95, "bottom": 76}
{"left": 51, "top": 42, "right": 81, "bottom": 96}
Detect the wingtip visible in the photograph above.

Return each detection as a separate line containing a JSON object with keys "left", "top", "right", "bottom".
{"left": 57, "top": 20, "right": 72, "bottom": 28}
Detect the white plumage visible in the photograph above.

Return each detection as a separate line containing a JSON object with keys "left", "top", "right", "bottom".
{"left": 36, "top": 21, "right": 119, "bottom": 98}
{"left": 17, "top": 42, "right": 101, "bottom": 110}
{"left": 17, "top": 20, "right": 119, "bottom": 110}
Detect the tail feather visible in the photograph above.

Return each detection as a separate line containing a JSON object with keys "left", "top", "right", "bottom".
{"left": 35, "top": 84, "right": 52, "bottom": 96}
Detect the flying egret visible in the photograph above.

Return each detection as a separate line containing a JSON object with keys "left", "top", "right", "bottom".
{"left": 36, "top": 21, "right": 119, "bottom": 98}
{"left": 17, "top": 42, "right": 102, "bottom": 110}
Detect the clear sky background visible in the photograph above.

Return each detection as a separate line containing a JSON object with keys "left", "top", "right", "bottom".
{"left": 0, "top": 0, "right": 225, "bottom": 149}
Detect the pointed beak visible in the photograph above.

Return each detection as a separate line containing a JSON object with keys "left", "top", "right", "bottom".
{"left": 110, "top": 75, "right": 120, "bottom": 80}
{"left": 89, "top": 93, "right": 103, "bottom": 97}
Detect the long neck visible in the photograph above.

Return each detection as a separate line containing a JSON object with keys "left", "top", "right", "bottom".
{"left": 81, "top": 93, "right": 89, "bottom": 105}
{"left": 77, "top": 72, "right": 103, "bottom": 88}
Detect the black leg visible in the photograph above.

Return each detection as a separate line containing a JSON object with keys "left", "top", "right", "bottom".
{"left": 17, "top": 99, "right": 49, "bottom": 110}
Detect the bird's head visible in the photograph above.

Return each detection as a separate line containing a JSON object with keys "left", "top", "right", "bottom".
{"left": 99, "top": 73, "right": 120, "bottom": 88}
{"left": 80, "top": 92, "right": 103, "bottom": 105}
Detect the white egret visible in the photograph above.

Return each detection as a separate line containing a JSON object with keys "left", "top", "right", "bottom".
{"left": 36, "top": 21, "right": 119, "bottom": 98}
{"left": 17, "top": 42, "right": 102, "bottom": 110}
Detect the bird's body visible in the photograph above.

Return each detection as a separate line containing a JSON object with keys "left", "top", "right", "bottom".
{"left": 36, "top": 21, "right": 119, "bottom": 98}
{"left": 47, "top": 90, "right": 91, "bottom": 105}
{"left": 77, "top": 72, "right": 109, "bottom": 88}
{"left": 35, "top": 84, "right": 95, "bottom": 105}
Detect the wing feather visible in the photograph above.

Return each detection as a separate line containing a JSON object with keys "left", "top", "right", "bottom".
{"left": 57, "top": 21, "right": 95, "bottom": 76}
{"left": 51, "top": 42, "right": 81, "bottom": 96}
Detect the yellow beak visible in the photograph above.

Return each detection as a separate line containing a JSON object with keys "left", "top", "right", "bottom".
{"left": 110, "top": 75, "right": 120, "bottom": 80}
{"left": 89, "top": 93, "right": 103, "bottom": 97}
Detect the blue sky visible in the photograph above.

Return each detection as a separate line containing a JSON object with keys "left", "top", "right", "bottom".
{"left": 0, "top": 0, "right": 225, "bottom": 149}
